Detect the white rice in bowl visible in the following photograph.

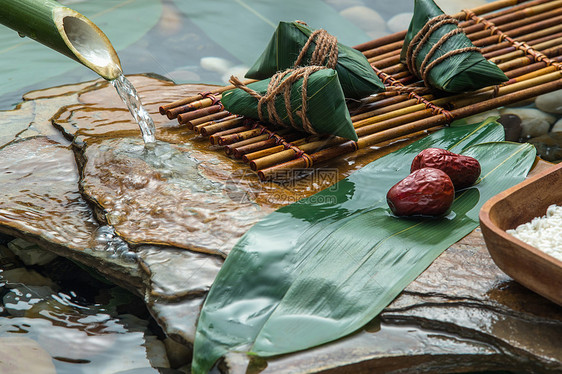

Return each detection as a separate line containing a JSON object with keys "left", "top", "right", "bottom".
{"left": 506, "top": 204, "right": 562, "bottom": 262}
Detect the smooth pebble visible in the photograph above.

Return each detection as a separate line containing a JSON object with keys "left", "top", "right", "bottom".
{"left": 340, "top": 6, "right": 387, "bottom": 39}
{"left": 535, "top": 89, "right": 562, "bottom": 114}
{"left": 387, "top": 12, "right": 413, "bottom": 33}
{"left": 499, "top": 108, "right": 555, "bottom": 139}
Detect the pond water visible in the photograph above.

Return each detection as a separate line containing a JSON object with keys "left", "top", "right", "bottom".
{"left": 0, "top": 0, "right": 557, "bottom": 373}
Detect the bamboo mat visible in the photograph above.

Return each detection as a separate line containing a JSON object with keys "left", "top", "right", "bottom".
{"left": 159, "top": 0, "right": 562, "bottom": 181}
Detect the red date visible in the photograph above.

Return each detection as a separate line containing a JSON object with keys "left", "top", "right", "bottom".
{"left": 387, "top": 168, "right": 455, "bottom": 216}
{"left": 411, "top": 148, "right": 481, "bottom": 189}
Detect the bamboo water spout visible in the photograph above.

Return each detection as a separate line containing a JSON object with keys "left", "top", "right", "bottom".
{"left": 0, "top": 0, "right": 121, "bottom": 80}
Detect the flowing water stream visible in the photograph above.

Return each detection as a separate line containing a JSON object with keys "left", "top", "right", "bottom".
{"left": 111, "top": 72, "right": 157, "bottom": 145}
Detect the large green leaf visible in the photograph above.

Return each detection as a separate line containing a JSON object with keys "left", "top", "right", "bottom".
{"left": 176, "top": 0, "right": 370, "bottom": 67}
{"left": 0, "top": 0, "right": 162, "bottom": 98}
{"left": 192, "top": 118, "right": 536, "bottom": 373}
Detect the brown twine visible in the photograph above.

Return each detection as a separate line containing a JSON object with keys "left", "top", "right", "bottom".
{"left": 406, "top": 14, "right": 480, "bottom": 88}
{"left": 229, "top": 66, "right": 326, "bottom": 135}
{"left": 372, "top": 65, "right": 455, "bottom": 122}
{"left": 462, "top": 9, "right": 562, "bottom": 70}
{"left": 294, "top": 28, "right": 339, "bottom": 69}
{"left": 250, "top": 121, "right": 310, "bottom": 159}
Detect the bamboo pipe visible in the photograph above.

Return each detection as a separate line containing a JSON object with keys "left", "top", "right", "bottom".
{"left": 0, "top": 0, "right": 121, "bottom": 80}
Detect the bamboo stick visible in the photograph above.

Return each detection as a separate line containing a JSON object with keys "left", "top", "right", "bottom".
{"left": 483, "top": 31, "right": 562, "bottom": 59}
{"left": 376, "top": 23, "right": 562, "bottom": 80}
{"left": 177, "top": 104, "right": 223, "bottom": 125}
{"left": 200, "top": 117, "right": 244, "bottom": 136}
{"left": 355, "top": 0, "right": 536, "bottom": 53}
{"left": 258, "top": 71, "right": 562, "bottom": 180}
{"left": 365, "top": 0, "right": 555, "bottom": 63}
{"left": 158, "top": 80, "right": 256, "bottom": 114}
{"left": 189, "top": 111, "right": 231, "bottom": 128}
{"left": 0, "top": 0, "right": 121, "bottom": 80}
{"left": 368, "top": 4, "right": 562, "bottom": 67}
{"left": 250, "top": 68, "right": 562, "bottom": 178}
{"left": 209, "top": 126, "right": 252, "bottom": 145}
{"left": 489, "top": 36, "right": 562, "bottom": 65}
{"left": 226, "top": 135, "right": 271, "bottom": 157}
{"left": 158, "top": 0, "right": 562, "bottom": 181}
{"left": 166, "top": 95, "right": 222, "bottom": 119}
{"left": 193, "top": 115, "right": 238, "bottom": 134}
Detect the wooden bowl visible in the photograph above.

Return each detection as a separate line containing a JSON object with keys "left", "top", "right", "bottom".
{"left": 479, "top": 161, "right": 562, "bottom": 306}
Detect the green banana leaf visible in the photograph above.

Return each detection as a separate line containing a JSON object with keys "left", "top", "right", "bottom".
{"left": 400, "top": 0, "right": 507, "bottom": 93}
{"left": 222, "top": 68, "right": 358, "bottom": 141}
{"left": 245, "top": 21, "right": 385, "bottom": 99}
{"left": 192, "top": 118, "right": 537, "bottom": 373}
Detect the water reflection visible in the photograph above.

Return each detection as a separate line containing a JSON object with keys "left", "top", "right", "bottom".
{"left": 0, "top": 241, "right": 164, "bottom": 373}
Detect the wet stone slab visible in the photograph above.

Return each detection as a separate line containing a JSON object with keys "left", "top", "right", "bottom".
{"left": 0, "top": 75, "right": 560, "bottom": 373}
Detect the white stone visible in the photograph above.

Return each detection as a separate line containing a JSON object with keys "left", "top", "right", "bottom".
{"left": 434, "top": 0, "right": 487, "bottom": 15}
{"left": 387, "top": 13, "right": 413, "bottom": 34}
{"left": 499, "top": 107, "right": 555, "bottom": 139}
{"left": 535, "top": 89, "right": 562, "bottom": 114}
{"left": 221, "top": 65, "right": 250, "bottom": 85}
{"left": 340, "top": 6, "right": 387, "bottom": 40}
{"left": 200, "top": 57, "right": 233, "bottom": 74}
{"left": 8, "top": 238, "right": 58, "bottom": 266}
{"left": 0, "top": 336, "right": 56, "bottom": 374}
{"left": 551, "top": 118, "right": 562, "bottom": 133}
{"left": 462, "top": 109, "right": 500, "bottom": 125}
{"left": 324, "top": 0, "right": 363, "bottom": 10}
{"left": 167, "top": 69, "right": 201, "bottom": 83}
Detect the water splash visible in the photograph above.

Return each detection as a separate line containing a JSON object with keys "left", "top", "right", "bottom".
{"left": 111, "top": 73, "right": 156, "bottom": 145}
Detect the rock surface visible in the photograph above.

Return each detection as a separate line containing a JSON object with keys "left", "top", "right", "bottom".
{"left": 0, "top": 75, "right": 560, "bottom": 373}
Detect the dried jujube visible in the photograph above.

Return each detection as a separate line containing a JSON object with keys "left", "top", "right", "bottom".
{"left": 387, "top": 167, "right": 455, "bottom": 216}
{"left": 411, "top": 148, "right": 481, "bottom": 189}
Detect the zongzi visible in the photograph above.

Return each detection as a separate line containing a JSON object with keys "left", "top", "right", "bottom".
{"left": 222, "top": 67, "right": 358, "bottom": 141}
{"left": 400, "top": 0, "right": 508, "bottom": 93}
{"left": 245, "top": 21, "right": 385, "bottom": 99}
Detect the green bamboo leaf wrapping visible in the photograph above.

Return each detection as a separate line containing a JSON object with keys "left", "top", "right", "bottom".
{"left": 400, "top": 0, "right": 508, "bottom": 92}
{"left": 222, "top": 68, "right": 358, "bottom": 141}
{"left": 192, "top": 119, "right": 536, "bottom": 373}
{"left": 245, "top": 21, "right": 385, "bottom": 99}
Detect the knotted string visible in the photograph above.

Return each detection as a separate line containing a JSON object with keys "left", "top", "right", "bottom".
{"left": 229, "top": 66, "right": 327, "bottom": 135}
{"left": 406, "top": 14, "right": 480, "bottom": 88}
{"left": 293, "top": 28, "right": 339, "bottom": 69}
